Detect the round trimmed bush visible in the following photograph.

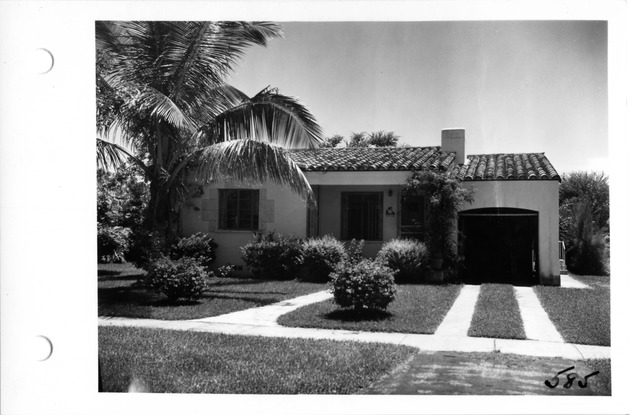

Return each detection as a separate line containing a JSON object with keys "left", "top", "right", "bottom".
{"left": 241, "top": 232, "right": 302, "bottom": 280}
{"left": 145, "top": 256, "right": 209, "bottom": 302}
{"left": 330, "top": 259, "right": 397, "bottom": 311}
{"left": 376, "top": 238, "right": 429, "bottom": 283}
{"left": 170, "top": 233, "right": 218, "bottom": 272}
{"left": 299, "top": 235, "right": 346, "bottom": 282}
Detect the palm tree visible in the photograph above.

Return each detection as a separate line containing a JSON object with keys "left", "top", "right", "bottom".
{"left": 96, "top": 21, "right": 324, "bottom": 241}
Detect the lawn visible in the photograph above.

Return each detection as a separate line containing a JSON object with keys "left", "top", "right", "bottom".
{"left": 278, "top": 284, "right": 462, "bottom": 334}
{"left": 98, "top": 263, "right": 325, "bottom": 320}
{"left": 468, "top": 284, "right": 526, "bottom": 340}
{"left": 99, "top": 326, "right": 417, "bottom": 394}
{"left": 535, "top": 285, "right": 610, "bottom": 346}
{"left": 585, "top": 358, "right": 611, "bottom": 395}
{"left": 567, "top": 273, "right": 610, "bottom": 289}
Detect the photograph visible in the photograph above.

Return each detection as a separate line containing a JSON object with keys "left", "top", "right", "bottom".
{"left": 95, "top": 20, "right": 611, "bottom": 396}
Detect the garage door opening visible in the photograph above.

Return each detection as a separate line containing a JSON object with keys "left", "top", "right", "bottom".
{"left": 459, "top": 208, "right": 538, "bottom": 286}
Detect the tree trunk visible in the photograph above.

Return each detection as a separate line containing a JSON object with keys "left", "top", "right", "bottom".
{"left": 146, "top": 180, "right": 173, "bottom": 250}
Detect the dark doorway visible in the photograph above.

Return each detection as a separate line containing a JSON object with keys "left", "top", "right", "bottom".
{"left": 459, "top": 208, "right": 538, "bottom": 286}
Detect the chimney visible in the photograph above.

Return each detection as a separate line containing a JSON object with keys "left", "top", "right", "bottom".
{"left": 441, "top": 128, "right": 466, "bottom": 165}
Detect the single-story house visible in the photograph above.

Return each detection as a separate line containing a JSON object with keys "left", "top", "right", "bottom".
{"left": 180, "top": 129, "right": 561, "bottom": 286}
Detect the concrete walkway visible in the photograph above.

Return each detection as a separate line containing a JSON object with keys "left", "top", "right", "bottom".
{"left": 191, "top": 290, "right": 333, "bottom": 326}
{"left": 99, "top": 288, "right": 609, "bottom": 360}
{"left": 514, "top": 286, "right": 564, "bottom": 342}
{"left": 434, "top": 285, "right": 479, "bottom": 337}
{"left": 561, "top": 274, "right": 591, "bottom": 289}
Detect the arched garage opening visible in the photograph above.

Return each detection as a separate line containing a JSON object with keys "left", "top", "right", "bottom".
{"left": 458, "top": 208, "right": 539, "bottom": 286}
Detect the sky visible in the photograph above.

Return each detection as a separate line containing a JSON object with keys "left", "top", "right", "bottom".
{"left": 228, "top": 21, "right": 608, "bottom": 175}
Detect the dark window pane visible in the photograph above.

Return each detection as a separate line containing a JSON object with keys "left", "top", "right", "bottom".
{"left": 342, "top": 192, "right": 383, "bottom": 241}
{"left": 219, "top": 189, "right": 260, "bottom": 230}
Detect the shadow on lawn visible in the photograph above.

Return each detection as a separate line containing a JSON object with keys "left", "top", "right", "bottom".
{"left": 324, "top": 309, "right": 393, "bottom": 322}
{"left": 98, "top": 274, "right": 143, "bottom": 282}
{"left": 98, "top": 270, "right": 122, "bottom": 276}
{"left": 211, "top": 289, "right": 291, "bottom": 296}
{"left": 99, "top": 286, "right": 279, "bottom": 308}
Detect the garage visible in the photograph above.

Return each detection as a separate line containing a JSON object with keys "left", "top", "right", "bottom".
{"left": 458, "top": 208, "right": 539, "bottom": 286}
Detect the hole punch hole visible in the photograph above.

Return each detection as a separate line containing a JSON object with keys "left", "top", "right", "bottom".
{"left": 32, "top": 48, "right": 54, "bottom": 74}
{"left": 33, "top": 335, "right": 53, "bottom": 361}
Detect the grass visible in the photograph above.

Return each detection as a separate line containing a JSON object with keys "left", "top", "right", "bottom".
{"left": 278, "top": 284, "right": 462, "bottom": 334}
{"left": 585, "top": 358, "right": 611, "bottom": 395}
{"left": 99, "top": 326, "right": 417, "bottom": 394}
{"left": 468, "top": 284, "right": 526, "bottom": 340}
{"left": 567, "top": 272, "right": 610, "bottom": 289}
{"left": 535, "top": 285, "right": 610, "bottom": 346}
{"left": 98, "top": 263, "right": 325, "bottom": 320}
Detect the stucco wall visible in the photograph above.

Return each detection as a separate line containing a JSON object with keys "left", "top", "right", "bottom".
{"left": 180, "top": 180, "right": 308, "bottom": 271}
{"left": 460, "top": 180, "right": 560, "bottom": 285}
{"left": 179, "top": 175, "right": 560, "bottom": 285}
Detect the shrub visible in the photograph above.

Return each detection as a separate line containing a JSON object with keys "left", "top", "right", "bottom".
{"left": 330, "top": 259, "right": 397, "bottom": 312}
{"left": 170, "top": 233, "right": 218, "bottom": 272}
{"left": 565, "top": 202, "right": 608, "bottom": 275}
{"left": 299, "top": 235, "right": 347, "bottom": 282}
{"left": 126, "top": 229, "right": 165, "bottom": 270}
{"left": 345, "top": 239, "right": 365, "bottom": 265}
{"left": 241, "top": 232, "right": 302, "bottom": 280}
{"left": 559, "top": 171, "right": 609, "bottom": 237}
{"left": 216, "top": 264, "right": 236, "bottom": 278}
{"left": 376, "top": 238, "right": 429, "bottom": 283}
{"left": 145, "top": 256, "right": 209, "bottom": 302}
{"left": 97, "top": 225, "right": 132, "bottom": 263}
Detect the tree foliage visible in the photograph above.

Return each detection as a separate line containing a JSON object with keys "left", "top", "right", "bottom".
{"left": 366, "top": 131, "right": 399, "bottom": 147}
{"left": 404, "top": 170, "right": 475, "bottom": 267}
{"left": 321, "top": 134, "right": 344, "bottom": 148}
{"left": 97, "top": 162, "right": 149, "bottom": 262}
{"left": 96, "top": 21, "right": 324, "bottom": 242}
{"left": 325, "top": 131, "right": 401, "bottom": 148}
{"left": 559, "top": 171, "right": 609, "bottom": 238}
{"left": 563, "top": 201, "right": 608, "bottom": 275}
{"left": 559, "top": 171, "right": 609, "bottom": 275}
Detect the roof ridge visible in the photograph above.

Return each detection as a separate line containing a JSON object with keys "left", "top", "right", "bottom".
{"left": 466, "top": 151, "right": 547, "bottom": 156}
{"left": 288, "top": 146, "right": 439, "bottom": 152}
{"left": 287, "top": 147, "right": 560, "bottom": 181}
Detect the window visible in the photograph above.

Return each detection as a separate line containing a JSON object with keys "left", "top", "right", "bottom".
{"left": 400, "top": 194, "right": 425, "bottom": 240}
{"left": 341, "top": 192, "right": 383, "bottom": 241}
{"left": 219, "top": 189, "right": 259, "bottom": 230}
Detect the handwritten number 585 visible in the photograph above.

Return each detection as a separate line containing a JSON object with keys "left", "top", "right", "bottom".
{"left": 545, "top": 366, "right": 574, "bottom": 388}
{"left": 545, "top": 366, "right": 599, "bottom": 389}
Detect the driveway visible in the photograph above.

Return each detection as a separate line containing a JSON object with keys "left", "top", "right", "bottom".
{"left": 363, "top": 351, "right": 608, "bottom": 395}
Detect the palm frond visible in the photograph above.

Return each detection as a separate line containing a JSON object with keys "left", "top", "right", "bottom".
{"left": 136, "top": 86, "right": 197, "bottom": 132}
{"left": 215, "top": 87, "right": 324, "bottom": 149}
{"left": 97, "top": 137, "right": 126, "bottom": 170}
{"left": 193, "top": 140, "right": 315, "bottom": 205}
{"left": 164, "top": 22, "right": 283, "bottom": 112}
{"left": 190, "top": 84, "right": 250, "bottom": 123}
{"left": 95, "top": 21, "right": 122, "bottom": 55}
{"left": 97, "top": 137, "right": 148, "bottom": 173}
